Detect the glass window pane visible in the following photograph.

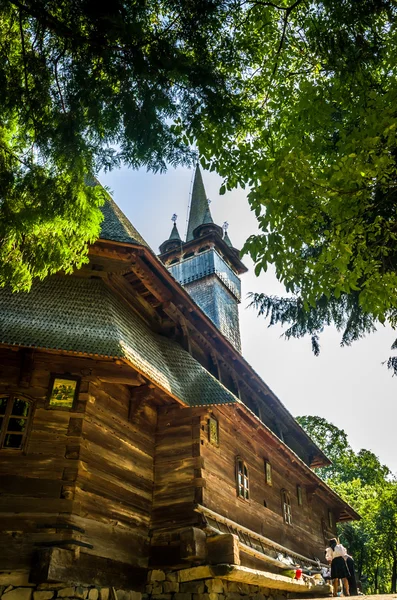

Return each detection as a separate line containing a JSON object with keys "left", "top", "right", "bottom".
{"left": 7, "top": 417, "right": 27, "bottom": 433}
{"left": 0, "top": 397, "right": 9, "bottom": 415}
{"left": 4, "top": 433, "right": 23, "bottom": 449}
{"left": 11, "top": 398, "right": 30, "bottom": 417}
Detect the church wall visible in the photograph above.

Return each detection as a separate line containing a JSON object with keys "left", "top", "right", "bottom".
{"left": 199, "top": 405, "right": 335, "bottom": 562}
{"left": 0, "top": 348, "right": 157, "bottom": 581}
{"left": 150, "top": 405, "right": 204, "bottom": 561}
{"left": 73, "top": 378, "right": 157, "bottom": 569}
{"left": 0, "top": 348, "right": 81, "bottom": 573}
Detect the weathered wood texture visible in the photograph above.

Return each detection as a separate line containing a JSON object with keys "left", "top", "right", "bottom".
{"left": 199, "top": 405, "right": 338, "bottom": 562}
{"left": 151, "top": 406, "right": 203, "bottom": 535}
{"left": 0, "top": 348, "right": 157, "bottom": 576}
{"left": 75, "top": 377, "right": 157, "bottom": 568}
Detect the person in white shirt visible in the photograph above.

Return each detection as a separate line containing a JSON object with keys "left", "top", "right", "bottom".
{"left": 325, "top": 538, "right": 350, "bottom": 596}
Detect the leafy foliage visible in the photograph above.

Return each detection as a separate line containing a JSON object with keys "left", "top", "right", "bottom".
{"left": 0, "top": 0, "right": 244, "bottom": 290}
{"left": 3, "top": 0, "right": 397, "bottom": 361}
{"left": 197, "top": 0, "right": 397, "bottom": 356}
{"left": 297, "top": 415, "right": 397, "bottom": 593}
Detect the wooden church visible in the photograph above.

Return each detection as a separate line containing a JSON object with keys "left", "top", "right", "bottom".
{"left": 0, "top": 168, "right": 359, "bottom": 600}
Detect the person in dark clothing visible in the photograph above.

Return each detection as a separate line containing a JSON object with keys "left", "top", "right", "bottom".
{"left": 346, "top": 554, "right": 358, "bottom": 596}
{"left": 325, "top": 538, "right": 350, "bottom": 597}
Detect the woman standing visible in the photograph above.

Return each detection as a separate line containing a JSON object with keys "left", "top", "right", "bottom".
{"left": 325, "top": 538, "right": 350, "bottom": 597}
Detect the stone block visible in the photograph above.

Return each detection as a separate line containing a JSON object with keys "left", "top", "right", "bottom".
{"left": 33, "top": 592, "right": 54, "bottom": 600}
{"left": 99, "top": 590, "right": 109, "bottom": 600}
{"left": 193, "top": 594, "right": 209, "bottom": 600}
{"left": 208, "top": 594, "right": 219, "bottom": 600}
{"left": 151, "top": 596, "right": 171, "bottom": 600}
{"left": 149, "top": 572, "right": 166, "bottom": 583}
{"left": 174, "top": 594, "right": 192, "bottom": 600}
{"left": 145, "top": 587, "right": 152, "bottom": 595}
{"left": 165, "top": 573, "right": 178, "bottom": 583}
{"left": 129, "top": 593, "right": 141, "bottom": 600}
{"left": 224, "top": 593, "right": 242, "bottom": 600}
{"left": 4, "top": 588, "right": 14, "bottom": 595}
{"left": 151, "top": 585, "right": 163, "bottom": 595}
{"left": 74, "top": 588, "right": 86, "bottom": 600}
{"left": 57, "top": 590, "right": 75, "bottom": 598}
{"left": 205, "top": 580, "right": 224, "bottom": 594}
{"left": 2, "top": 589, "right": 33, "bottom": 600}
{"left": 162, "top": 583, "right": 179, "bottom": 593}
{"left": 180, "top": 582, "right": 204, "bottom": 594}
{"left": 37, "top": 586, "right": 65, "bottom": 592}
{"left": 88, "top": 590, "right": 98, "bottom": 600}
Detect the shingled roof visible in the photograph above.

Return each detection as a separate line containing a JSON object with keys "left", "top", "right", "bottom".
{"left": 100, "top": 197, "right": 150, "bottom": 248}
{"left": 0, "top": 276, "right": 239, "bottom": 408}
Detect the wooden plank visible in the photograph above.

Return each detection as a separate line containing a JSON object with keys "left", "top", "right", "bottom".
{"left": 178, "top": 564, "right": 312, "bottom": 593}
{"left": 180, "top": 527, "right": 207, "bottom": 562}
{"left": 30, "top": 547, "right": 147, "bottom": 589}
{"left": 207, "top": 534, "right": 240, "bottom": 566}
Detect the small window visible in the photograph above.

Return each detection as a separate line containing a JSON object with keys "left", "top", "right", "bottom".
{"left": 328, "top": 509, "right": 334, "bottom": 529}
{"left": 198, "top": 246, "right": 210, "bottom": 253}
{"left": 169, "top": 258, "right": 179, "bottom": 265}
{"left": 208, "top": 417, "right": 219, "bottom": 446}
{"left": 0, "top": 395, "right": 32, "bottom": 450}
{"left": 236, "top": 458, "right": 249, "bottom": 500}
{"left": 297, "top": 485, "right": 303, "bottom": 506}
{"left": 282, "top": 490, "right": 292, "bottom": 525}
{"left": 264, "top": 460, "right": 272, "bottom": 486}
{"left": 47, "top": 374, "right": 80, "bottom": 410}
{"left": 183, "top": 251, "right": 195, "bottom": 259}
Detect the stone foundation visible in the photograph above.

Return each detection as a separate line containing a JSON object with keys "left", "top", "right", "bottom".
{"left": 0, "top": 570, "right": 290, "bottom": 600}
{"left": 0, "top": 582, "right": 141, "bottom": 600}
{"left": 144, "top": 570, "right": 287, "bottom": 600}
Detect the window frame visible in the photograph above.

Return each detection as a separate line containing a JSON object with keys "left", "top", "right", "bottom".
{"left": 281, "top": 489, "right": 292, "bottom": 525}
{"left": 0, "top": 393, "right": 34, "bottom": 452}
{"left": 236, "top": 457, "right": 250, "bottom": 501}
{"left": 264, "top": 460, "right": 272, "bottom": 486}
{"left": 328, "top": 509, "right": 334, "bottom": 529}
{"left": 297, "top": 485, "right": 303, "bottom": 506}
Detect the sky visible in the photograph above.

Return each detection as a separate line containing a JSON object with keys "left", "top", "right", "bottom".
{"left": 101, "top": 165, "right": 397, "bottom": 476}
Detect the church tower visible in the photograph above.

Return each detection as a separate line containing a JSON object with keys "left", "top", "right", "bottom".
{"left": 159, "top": 166, "right": 247, "bottom": 352}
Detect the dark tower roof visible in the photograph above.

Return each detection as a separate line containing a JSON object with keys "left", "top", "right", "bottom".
{"left": 159, "top": 220, "right": 183, "bottom": 254}
{"left": 186, "top": 165, "right": 213, "bottom": 241}
{"left": 223, "top": 230, "right": 233, "bottom": 248}
{"left": 169, "top": 222, "right": 182, "bottom": 242}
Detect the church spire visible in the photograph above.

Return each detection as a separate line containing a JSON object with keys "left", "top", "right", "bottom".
{"left": 158, "top": 214, "right": 182, "bottom": 254}
{"left": 186, "top": 165, "right": 213, "bottom": 241}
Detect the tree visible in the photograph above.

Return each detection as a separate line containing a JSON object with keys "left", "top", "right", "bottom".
{"left": 198, "top": 0, "right": 397, "bottom": 361}
{"left": 297, "top": 414, "right": 397, "bottom": 593}
{"left": 0, "top": 0, "right": 244, "bottom": 290}
{"left": 3, "top": 0, "right": 397, "bottom": 364}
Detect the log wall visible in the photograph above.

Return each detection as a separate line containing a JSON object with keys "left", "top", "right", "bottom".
{"left": 199, "top": 405, "right": 337, "bottom": 562}
{"left": 0, "top": 348, "right": 157, "bottom": 577}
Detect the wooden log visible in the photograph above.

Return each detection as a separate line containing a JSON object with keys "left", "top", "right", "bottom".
{"left": 30, "top": 547, "right": 147, "bottom": 589}
{"left": 178, "top": 564, "right": 313, "bottom": 593}
{"left": 180, "top": 527, "right": 207, "bottom": 562}
{"left": 206, "top": 534, "right": 240, "bottom": 566}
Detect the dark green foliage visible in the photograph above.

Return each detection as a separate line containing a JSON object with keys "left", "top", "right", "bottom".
{"left": 0, "top": 0, "right": 243, "bottom": 290}
{"left": 297, "top": 415, "right": 397, "bottom": 593}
